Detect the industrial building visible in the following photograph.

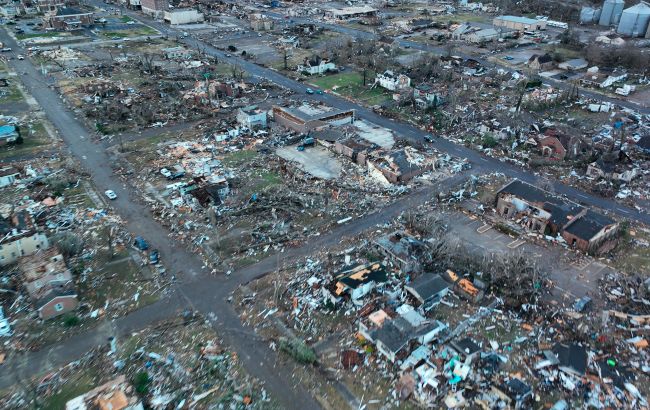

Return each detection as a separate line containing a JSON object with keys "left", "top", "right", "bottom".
{"left": 163, "top": 8, "right": 204, "bottom": 25}
{"left": 599, "top": 0, "right": 625, "bottom": 26}
{"left": 493, "top": 16, "right": 546, "bottom": 31}
{"left": 617, "top": 1, "right": 650, "bottom": 37}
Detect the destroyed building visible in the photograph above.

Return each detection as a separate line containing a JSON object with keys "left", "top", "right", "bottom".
{"left": 495, "top": 179, "right": 619, "bottom": 254}
{"left": 374, "top": 231, "right": 425, "bottom": 274}
{"left": 0, "top": 211, "right": 49, "bottom": 266}
{"left": 272, "top": 104, "right": 354, "bottom": 133}
{"left": 65, "top": 375, "right": 143, "bottom": 410}
{"left": 19, "top": 248, "right": 78, "bottom": 320}
{"left": 537, "top": 128, "right": 589, "bottom": 160}
{"left": 327, "top": 262, "right": 388, "bottom": 306}
{"left": 236, "top": 105, "right": 267, "bottom": 129}
{"left": 0, "top": 165, "right": 20, "bottom": 188}
{"left": 368, "top": 149, "right": 433, "bottom": 184}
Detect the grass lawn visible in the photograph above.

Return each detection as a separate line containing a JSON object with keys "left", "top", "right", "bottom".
{"left": 612, "top": 227, "right": 650, "bottom": 277}
{"left": 16, "top": 32, "right": 66, "bottom": 40}
{"left": 430, "top": 12, "right": 491, "bottom": 24}
{"left": 0, "top": 122, "right": 51, "bottom": 160}
{"left": 309, "top": 71, "right": 390, "bottom": 106}
{"left": 101, "top": 26, "right": 158, "bottom": 39}
{"left": 0, "top": 83, "right": 23, "bottom": 103}
{"left": 41, "top": 368, "right": 102, "bottom": 409}
{"left": 120, "top": 15, "right": 135, "bottom": 23}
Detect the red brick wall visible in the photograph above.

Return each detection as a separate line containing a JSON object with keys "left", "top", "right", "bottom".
{"left": 39, "top": 296, "right": 78, "bottom": 320}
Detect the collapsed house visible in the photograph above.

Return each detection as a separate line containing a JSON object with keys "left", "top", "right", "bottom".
{"left": 359, "top": 306, "right": 448, "bottom": 363}
{"left": 65, "top": 375, "right": 143, "bottom": 410}
{"left": 272, "top": 104, "right": 355, "bottom": 133}
{"left": 368, "top": 148, "right": 434, "bottom": 184}
{"left": 19, "top": 248, "right": 78, "bottom": 320}
{"left": 0, "top": 164, "right": 20, "bottom": 188}
{"left": 495, "top": 179, "right": 619, "bottom": 254}
{"left": 0, "top": 211, "right": 49, "bottom": 266}
{"left": 326, "top": 262, "right": 388, "bottom": 306}
{"left": 374, "top": 231, "right": 426, "bottom": 274}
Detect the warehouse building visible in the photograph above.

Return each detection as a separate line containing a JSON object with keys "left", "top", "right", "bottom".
{"left": 493, "top": 15, "right": 546, "bottom": 31}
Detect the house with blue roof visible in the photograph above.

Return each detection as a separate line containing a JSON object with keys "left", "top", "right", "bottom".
{"left": 0, "top": 125, "right": 18, "bottom": 146}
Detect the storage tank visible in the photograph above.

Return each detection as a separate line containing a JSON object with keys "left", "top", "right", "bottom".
{"left": 581, "top": 7, "right": 602, "bottom": 23}
{"left": 599, "top": 0, "right": 625, "bottom": 26}
{"left": 617, "top": 1, "right": 650, "bottom": 36}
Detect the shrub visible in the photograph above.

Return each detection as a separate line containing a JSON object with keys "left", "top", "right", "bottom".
{"left": 279, "top": 337, "right": 317, "bottom": 365}
{"left": 133, "top": 371, "right": 150, "bottom": 394}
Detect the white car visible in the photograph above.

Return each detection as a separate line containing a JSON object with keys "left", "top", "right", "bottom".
{"left": 160, "top": 168, "right": 172, "bottom": 178}
{"left": 17, "top": 55, "right": 24, "bottom": 60}
{"left": 104, "top": 190, "right": 117, "bottom": 200}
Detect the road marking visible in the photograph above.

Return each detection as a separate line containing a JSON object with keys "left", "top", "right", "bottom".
{"left": 577, "top": 193, "right": 588, "bottom": 199}
{"left": 477, "top": 224, "right": 492, "bottom": 234}
{"left": 507, "top": 238, "right": 526, "bottom": 249}
{"left": 617, "top": 208, "right": 631, "bottom": 214}
{"left": 479, "top": 158, "right": 489, "bottom": 162}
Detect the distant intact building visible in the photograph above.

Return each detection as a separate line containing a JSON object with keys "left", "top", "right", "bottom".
{"left": 493, "top": 15, "right": 546, "bottom": 31}
{"left": 163, "top": 8, "right": 204, "bottom": 25}
{"left": 375, "top": 70, "right": 411, "bottom": 91}
{"left": 616, "top": 1, "right": 650, "bottom": 37}
{"left": 297, "top": 56, "right": 336, "bottom": 75}
{"left": 141, "top": 0, "right": 167, "bottom": 18}
{"left": 45, "top": 7, "right": 94, "bottom": 30}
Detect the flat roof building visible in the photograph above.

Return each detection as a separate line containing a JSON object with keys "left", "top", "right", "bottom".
{"left": 493, "top": 15, "right": 546, "bottom": 31}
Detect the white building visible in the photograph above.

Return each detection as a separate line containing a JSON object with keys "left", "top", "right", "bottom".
{"left": 375, "top": 70, "right": 411, "bottom": 91}
{"left": 237, "top": 105, "right": 267, "bottom": 128}
{"left": 297, "top": 57, "right": 336, "bottom": 75}
{"left": 0, "top": 232, "right": 49, "bottom": 266}
{"left": 163, "top": 8, "right": 204, "bottom": 25}
{"left": 0, "top": 166, "right": 19, "bottom": 188}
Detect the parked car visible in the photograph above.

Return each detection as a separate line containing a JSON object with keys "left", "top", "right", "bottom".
{"left": 1, "top": 48, "right": 12, "bottom": 52}
{"left": 315, "top": 89, "right": 323, "bottom": 95}
{"left": 573, "top": 296, "right": 592, "bottom": 312}
{"left": 134, "top": 236, "right": 149, "bottom": 251}
{"left": 149, "top": 249, "right": 159, "bottom": 264}
{"left": 305, "top": 88, "right": 314, "bottom": 95}
{"left": 104, "top": 190, "right": 117, "bottom": 200}
{"left": 160, "top": 168, "right": 172, "bottom": 178}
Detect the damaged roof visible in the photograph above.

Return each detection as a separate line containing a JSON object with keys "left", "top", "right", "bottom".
{"left": 552, "top": 343, "right": 588, "bottom": 375}
{"left": 336, "top": 263, "right": 388, "bottom": 292}
{"left": 406, "top": 273, "right": 449, "bottom": 302}
{"left": 563, "top": 209, "right": 616, "bottom": 240}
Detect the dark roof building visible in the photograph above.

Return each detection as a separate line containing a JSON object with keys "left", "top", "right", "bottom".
{"left": 405, "top": 273, "right": 449, "bottom": 306}
{"left": 552, "top": 343, "right": 588, "bottom": 376}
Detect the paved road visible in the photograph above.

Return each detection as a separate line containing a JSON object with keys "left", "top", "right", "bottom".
{"left": 86, "top": 5, "right": 647, "bottom": 225}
